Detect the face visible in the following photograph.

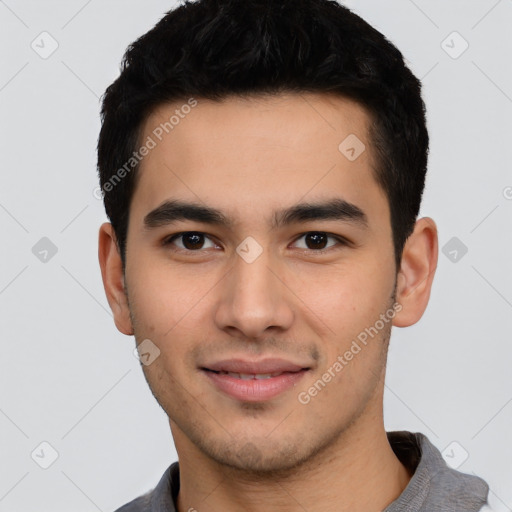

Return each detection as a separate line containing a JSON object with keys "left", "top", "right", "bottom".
{"left": 122, "top": 93, "right": 399, "bottom": 475}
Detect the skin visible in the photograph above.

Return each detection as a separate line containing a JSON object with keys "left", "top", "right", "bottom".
{"left": 99, "top": 92, "right": 438, "bottom": 512}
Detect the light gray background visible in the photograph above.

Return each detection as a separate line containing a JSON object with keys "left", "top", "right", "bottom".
{"left": 0, "top": 1, "right": 511, "bottom": 511}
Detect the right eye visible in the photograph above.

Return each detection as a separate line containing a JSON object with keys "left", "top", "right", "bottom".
{"left": 162, "top": 231, "right": 220, "bottom": 252}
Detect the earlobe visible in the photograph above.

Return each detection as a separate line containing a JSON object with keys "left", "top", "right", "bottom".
{"left": 98, "top": 222, "right": 134, "bottom": 335}
{"left": 392, "top": 217, "right": 438, "bottom": 328}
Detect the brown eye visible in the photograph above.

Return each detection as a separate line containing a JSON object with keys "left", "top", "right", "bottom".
{"left": 292, "top": 231, "right": 345, "bottom": 251}
{"left": 164, "top": 232, "right": 217, "bottom": 251}
{"left": 305, "top": 232, "right": 328, "bottom": 250}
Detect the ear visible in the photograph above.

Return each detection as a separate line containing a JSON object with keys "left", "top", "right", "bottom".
{"left": 392, "top": 217, "right": 438, "bottom": 328}
{"left": 98, "top": 222, "right": 134, "bottom": 335}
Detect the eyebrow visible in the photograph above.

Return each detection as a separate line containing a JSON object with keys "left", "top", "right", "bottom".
{"left": 143, "top": 198, "right": 369, "bottom": 231}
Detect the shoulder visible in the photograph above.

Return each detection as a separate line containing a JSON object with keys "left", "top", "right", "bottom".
{"left": 113, "top": 492, "right": 153, "bottom": 512}
{"left": 386, "top": 431, "right": 490, "bottom": 512}
{"left": 417, "top": 433, "right": 489, "bottom": 501}
{"left": 112, "top": 462, "right": 180, "bottom": 512}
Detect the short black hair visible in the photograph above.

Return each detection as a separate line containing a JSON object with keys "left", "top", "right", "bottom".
{"left": 97, "top": 0, "right": 429, "bottom": 272}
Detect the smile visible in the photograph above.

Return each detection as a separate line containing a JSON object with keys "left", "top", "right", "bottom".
{"left": 202, "top": 368, "right": 309, "bottom": 402}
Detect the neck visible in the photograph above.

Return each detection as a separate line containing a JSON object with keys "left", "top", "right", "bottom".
{"left": 173, "top": 416, "right": 412, "bottom": 512}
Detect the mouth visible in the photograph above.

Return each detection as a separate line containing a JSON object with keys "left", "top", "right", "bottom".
{"left": 204, "top": 370, "right": 296, "bottom": 380}
{"left": 201, "top": 359, "right": 311, "bottom": 402}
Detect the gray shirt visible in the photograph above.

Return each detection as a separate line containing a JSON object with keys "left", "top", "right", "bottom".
{"left": 115, "top": 431, "right": 490, "bottom": 512}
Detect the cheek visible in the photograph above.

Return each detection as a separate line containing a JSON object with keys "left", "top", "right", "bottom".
{"left": 127, "top": 261, "right": 211, "bottom": 335}
{"left": 300, "top": 264, "right": 389, "bottom": 327}
{"left": 139, "top": 351, "right": 188, "bottom": 420}
{"left": 298, "top": 265, "right": 393, "bottom": 390}
{"left": 126, "top": 263, "right": 214, "bottom": 374}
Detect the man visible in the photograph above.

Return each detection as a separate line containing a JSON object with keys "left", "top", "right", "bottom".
{"left": 97, "top": 0, "right": 490, "bottom": 510}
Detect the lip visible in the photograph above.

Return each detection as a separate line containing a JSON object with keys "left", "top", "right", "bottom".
{"left": 201, "top": 358, "right": 311, "bottom": 402}
{"left": 203, "top": 368, "right": 309, "bottom": 402}
{"left": 202, "top": 358, "right": 309, "bottom": 374}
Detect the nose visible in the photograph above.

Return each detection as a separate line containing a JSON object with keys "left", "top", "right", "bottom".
{"left": 213, "top": 248, "right": 294, "bottom": 340}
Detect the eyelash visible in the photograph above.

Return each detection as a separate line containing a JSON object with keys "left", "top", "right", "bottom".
{"left": 162, "top": 231, "right": 349, "bottom": 255}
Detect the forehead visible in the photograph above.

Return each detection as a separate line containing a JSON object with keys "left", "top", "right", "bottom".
{"left": 131, "top": 92, "right": 389, "bottom": 230}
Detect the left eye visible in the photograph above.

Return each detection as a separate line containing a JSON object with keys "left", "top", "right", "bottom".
{"left": 291, "top": 232, "right": 344, "bottom": 251}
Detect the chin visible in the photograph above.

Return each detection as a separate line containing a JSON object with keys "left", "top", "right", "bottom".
{"left": 193, "top": 431, "right": 331, "bottom": 479}
{"left": 218, "top": 443, "right": 306, "bottom": 476}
